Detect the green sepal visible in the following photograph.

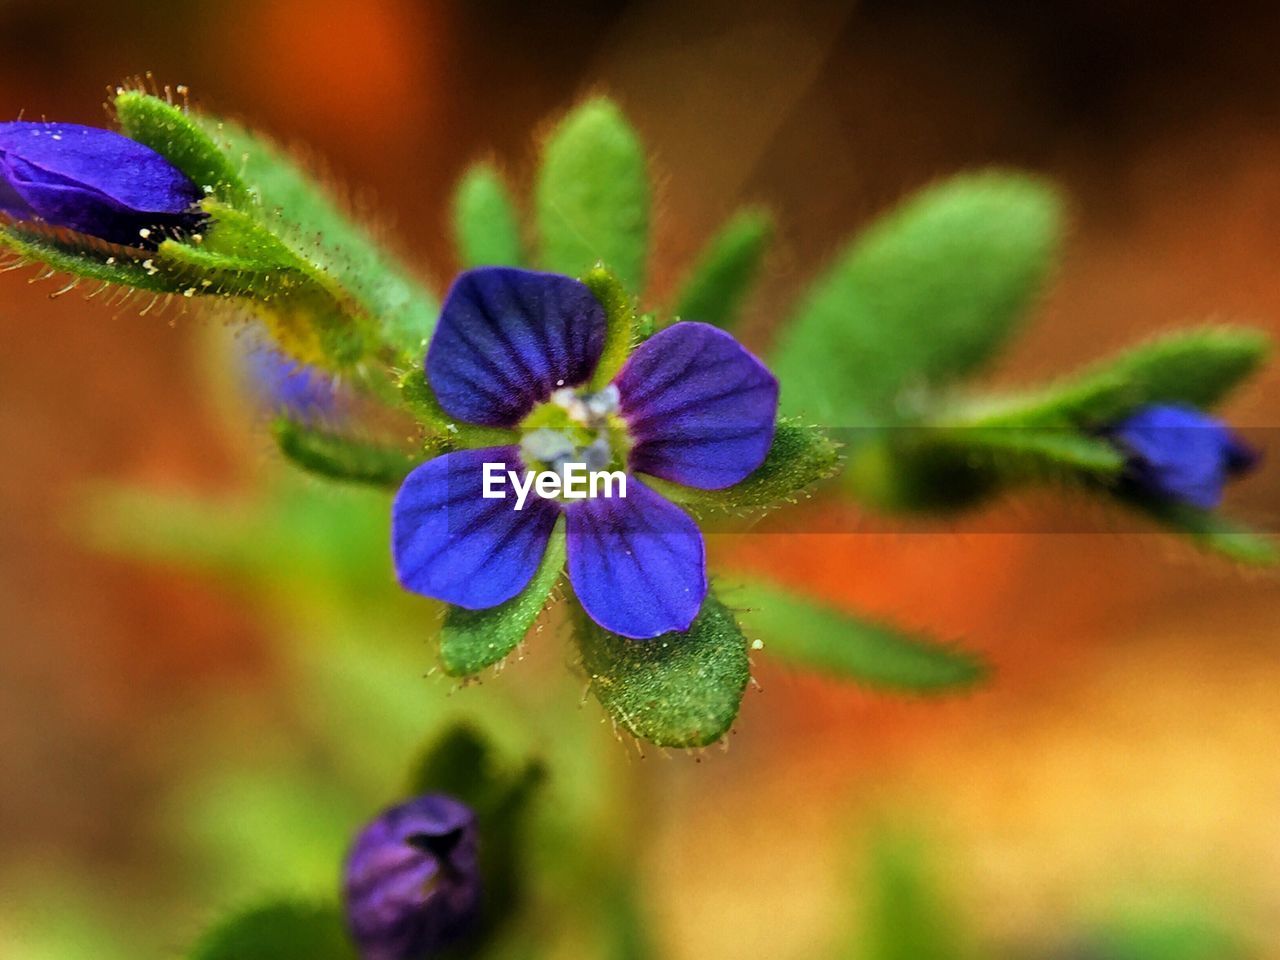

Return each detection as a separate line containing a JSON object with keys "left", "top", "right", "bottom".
{"left": 114, "top": 90, "right": 252, "bottom": 208}
{"left": 646, "top": 419, "right": 840, "bottom": 516}
{"left": 730, "top": 580, "right": 988, "bottom": 692}
{"left": 0, "top": 226, "right": 185, "bottom": 293}
{"left": 536, "top": 97, "right": 650, "bottom": 293}
{"left": 582, "top": 264, "right": 636, "bottom": 389}
{"left": 158, "top": 243, "right": 370, "bottom": 370}
{"left": 162, "top": 200, "right": 381, "bottom": 368}
{"left": 773, "top": 171, "right": 1063, "bottom": 426}
{"left": 191, "top": 114, "right": 438, "bottom": 359}
{"left": 673, "top": 207, "right": 772, "bottom": 329}
{"left": 398, "top": 367, "right": 519, "bottom": 447}
{"left": 453, "top": 162, "right": 524, "bottom": 268}
{"left": 574, "top": 590, "right": 750, "bottom": 748}
{"left": 273, "top": 418, "right": 422, "bottom": 488}
{"left": 965, "top": 326, "right": 1271, "bottom": 429}
{"left": 187, "top": 900, "right": 355, "bottom": 960}
{"left": 440, "top": 518, "right": 566, "bottom": 676}
{"left": 408, "top": 724, "right": 545, "bottom": 950}
{"left": 1120, "top": 495, "right": 1278, "bottom": 566}
{"left": 156, "top": 201, "right": 311, "bottom": 297}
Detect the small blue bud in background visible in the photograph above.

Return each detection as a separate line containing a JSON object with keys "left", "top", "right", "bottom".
{"left": 1109, "top": 404, "right": 1259, "bottom": 509}
{"left": 243, "top": 344, "right": 344, "bottom": 424}
{"left": 0, "top": 121, "right": 203, "bottom": 247}
{"left": 343, "top": 794, "right": 482, "bottom": 960}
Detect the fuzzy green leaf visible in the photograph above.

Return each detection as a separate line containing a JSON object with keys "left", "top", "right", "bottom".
{"left": 1121, "top": 495, "right": 1278, "bottom": 566}
{"left": 440, "top": 519, "right": 566, "bottom": 676}
{"left": 646, "top": 419, "right": 840, "bottom": 516}
{"left": 188, "top": 901, "right": 355, "bottom": 960}
{"left": 674, "top": 208, "right": 772, "bottom": 329}
{"left": 114, "top": 91, "right": 252, "bottom": 208}
{"left": 773, "top": 172, "right": 1063, "bottom": 426}
{"left": 536, "top": 98, "right": 650, "bottom": 293}
{"left": 192, "top": 114, "right": 438, "bottom": 358}
{"left": 934, "top": 426, "right": 1126, "bottom": 478}
{"left": 273, "top": 418, "right": 422, "bottom": 488}
{"left": 582, "top": 265, "right": 636, "bottom": 389}
{"left": 574, "top": 592, "right": 749, "bottom": 748}
{"left": 407, "top": 724, "right": 492, "bottom": 800}
{"left": 732, "top": 580, "right": 988, "bottom": 692}
{"left": 969, "top": 327, "right": 1271, "bottom": 429}
{"left": 453, "top": 162, "right": 524, "bottom": 268}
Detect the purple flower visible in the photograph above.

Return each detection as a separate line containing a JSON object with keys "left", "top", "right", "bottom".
{"left": 343, "top": 794, "right": 482, "bottom": 960}
{"left": 1109, "top": 404, "right": 1259, "bottom": 509}
{"left": 392, "top": 267, "right": 779, "bottom": 639}
{"left": 244, "top": 344, "right": 343, "bottom": 423}
{"left": 0, "top": 121, "right": 202, "bottom": 247}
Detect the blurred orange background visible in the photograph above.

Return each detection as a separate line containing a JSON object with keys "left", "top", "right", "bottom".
{"left": 2, "top": 1, "right": 1279, "bottom": 957}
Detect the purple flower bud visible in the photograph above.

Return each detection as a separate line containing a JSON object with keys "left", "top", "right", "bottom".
{"left": 0, "top": 121, "right": 203, "bottom": 247}
{"left": 1109, "top": 403, "right": 1259, "bottom": 509}
{"left": 243, "top": 344, "right": 344, "bottom": 424}
{"left": 343, "top": 795, "right": 482, "bottom": 960}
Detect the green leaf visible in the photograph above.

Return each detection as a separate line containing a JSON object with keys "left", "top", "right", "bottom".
{"left": 192, "top": 114, "right": 438, "bottom": 358}
{"left": 1087, "top": 904, "right": 1245, "bottom": 960}
{"left": 773, "top": 171, "right": 1063, "bottom": 426}
{"left": 114, "top": 91, "right": 252, "bottom": 207}
{"left": 932, "top": 426, "right": 1126, "bottom": 478}
{"left": 969, "top": 327, "right": 1271, "bottom": 429}
{"left": 189, "top": 901, "right": 355, "bottom": 960}
{"left": 440, "top": 519, "right": 565, "bottom": 676}
{"left": 453, "top": 162, "right": 524, "bottom": 268}
{"left": 959, "top": 327, "right": 1271, "bottom": 432}
{"left": 536, "top": 97, "right": 650, "bottom": 293}
{"left": 843, "top": 436, "right": 1000, "bottom": 515}
{"left": 673, "top": 208, "right": 772, "bottom": 329}
{"left": 730, "top": 579, "right": 988, "bottom": 692}
{"left": 1092, "top": 326, "right": 1269, "bottom": 412}
{"left": 1121, "top": 495, "right": 1278, "bottom": 566}
{"left": 273, "top": 418, "right": 422, "bottom": 488}
{"left": 646, "top": 419, "right": 840, "bottom": 516}
{"left": 407, "top": 724, "right": 493, "bottom": 801}
{"left": 582, "top": 265, "right": 636, "bottom": 389}
{"left": 76, "top": 478, "right": 394, "bottom": 593}
{"left": 574, "top": 591, "right": 749, "bottom": 748}
{"left": 853, "top": 829, "right": 970, "bottom": 960}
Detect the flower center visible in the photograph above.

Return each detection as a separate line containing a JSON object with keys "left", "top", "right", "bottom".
{"left": 519, "top": 384, "right": 630, "bottom": 481}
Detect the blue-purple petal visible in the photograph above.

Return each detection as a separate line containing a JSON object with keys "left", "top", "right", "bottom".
{"left": 1110, "top": 404, "right": 1259, "bottom": 509}
{"left": 565, "top": 479, "right": 706, "bottom": 639}
{"left": 426, "top": 267, "right": 606, "bottom": 427}
{"left": 614, "top": 322, "right": 779, "bottom": 490}
{"left": 0, "top": 122, "right": 202, "bottom": 246}
{"left": 392, "top": 446, "right": 559, "bottom": 609}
